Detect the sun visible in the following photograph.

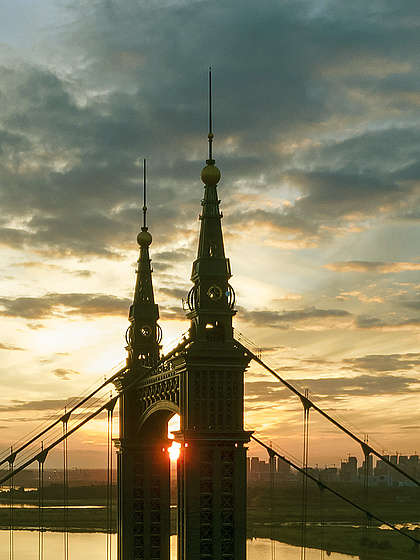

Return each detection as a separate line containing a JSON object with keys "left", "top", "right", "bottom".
{"left": 168, "top": 414, "right": 181, "bottom": 462}
{"left": 168, "top": 441, "right": 181, "bottom": 462}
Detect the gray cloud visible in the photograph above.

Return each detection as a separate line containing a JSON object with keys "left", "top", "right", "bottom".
{"left": 342, "top": 353, "right": 420, "bottom": 373}
{"left": 355, "top": 315, "right": 420, "bottom": 330}
{"left": 158, "top": 287, "right": 189, "bottom": 301}
{"left": 245, "top": 373, "right": 420, "bottom": 407}
{"left": 402, "top": 299, "right": 420, "bottom": 311}
{"left": 0, "top": 398, "right": 76, "bottom": 412}
{"left": 0, "top": 293, "right": 131, "bottom": 320}
{"left": 238, "top": 306, "right": 351, "bottom": 328}
{"left": 0, "top": 0, "right": 417, "bottom": 260}
{"left": 306, "top": 375, "right": 420, "bottom": 398}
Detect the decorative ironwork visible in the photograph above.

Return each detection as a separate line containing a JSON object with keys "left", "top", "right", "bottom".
{"left": 226, "top": 283, "right": 236, "bottom": 309}
{"left": 186, "top": 285, "right": 197, "bottom": 312}
{"left": 137, "top": 371, "right": 180, "bottom": 417}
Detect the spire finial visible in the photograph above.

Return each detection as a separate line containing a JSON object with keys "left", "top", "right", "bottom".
{"left": 201, "top": 67, "right": 221, "bottom": 185}
{"left": 142, "top": 158, "right": 147, "bottom": 229}
{"left": 208, "top": 67, "right": 214, "bottom": 162}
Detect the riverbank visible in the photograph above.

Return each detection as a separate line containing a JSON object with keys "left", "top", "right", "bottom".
{"left": 0, "top": 501, "right": 114, "bottom": 533}
{"left": 248, "top": 522, "right": 420, "bottom": 560}
{"left": 247, "top": 482, "right": 420, "bottom": 560}
{"left": 1, "top": 481, "right": 419, "bottom": 560}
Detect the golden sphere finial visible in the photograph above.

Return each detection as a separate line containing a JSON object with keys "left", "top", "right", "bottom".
{"left": 201, "top": 163, "right": 221, "bottom": 185}
{"left": 137, "top": 228, "right": 152, "bottom": 247}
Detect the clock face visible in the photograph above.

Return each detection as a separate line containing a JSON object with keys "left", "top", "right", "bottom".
{"left": 140, "top": 325, "right": 152, "bottom": 337}
{"left": 207, "top": 284, "right": 223, "bottom": 301}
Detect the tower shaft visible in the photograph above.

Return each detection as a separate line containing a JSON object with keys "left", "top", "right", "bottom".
{"left": 176, "top": 103, "right": 251, "bottom": 558}
{"left": 115, "top": 163, "right": 169, "bottom": 560}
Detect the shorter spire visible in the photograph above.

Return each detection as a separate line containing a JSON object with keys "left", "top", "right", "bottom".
{"left": 126, "top": 160, "right": 162, "bottom": 370}
{"left": 142, "top": 159, "right": 147, "bottom": 229}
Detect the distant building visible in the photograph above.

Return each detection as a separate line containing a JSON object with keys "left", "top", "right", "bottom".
{"left": 354, "top": 474, "right": 393, "bottom": 487}
{"left": 339, "top": 456, "right": 357, "bottom": 483}
{"left": 246, "top": 452, "right": 418, "bottom": 486}
{"left": 247, "top": 456, "right": 291, "bottom": 482}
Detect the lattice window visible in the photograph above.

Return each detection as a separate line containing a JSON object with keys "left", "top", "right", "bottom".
{"left": 200, "top": 448, "right": 213, "bottom": 558}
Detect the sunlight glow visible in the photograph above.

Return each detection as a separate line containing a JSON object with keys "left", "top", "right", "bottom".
{"left": 168, "top": 441, "right": 181, "bottom": 462}
{"left": 168, "top": 414, "right": 181, "bottom": 462}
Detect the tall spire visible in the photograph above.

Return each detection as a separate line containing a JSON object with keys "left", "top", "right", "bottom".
{"left": 186, "top": 69, "right": 236, "bottom": 343}
{"left": 208, "top": 66, "right": 213, "bottom": 162}
{"left": 126, "top": 159, "right": 162, "bottom": 369}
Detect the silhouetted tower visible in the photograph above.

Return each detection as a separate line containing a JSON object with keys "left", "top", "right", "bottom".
{"left": 174, "top": 70, "right": 252, "bottom": 559}
{"left": 115, "top": 160, "right": 169, "bottom": 560}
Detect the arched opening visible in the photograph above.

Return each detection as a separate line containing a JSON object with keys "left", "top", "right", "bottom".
{"left": 131, "top": 407, "right": 181, "bottom": 560}
{"left": 118, "top": 403, "right": 180, "bottom": 560}
{"left": 168, "top": 414, "right": 181, "bottom": 558}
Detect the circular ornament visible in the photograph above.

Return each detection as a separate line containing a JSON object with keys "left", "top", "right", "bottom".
{"left": 207, "top": 285, "right": 223, "bottom": 300}
{"left": 140, "top": 325, "right": 152, "bottom": 337}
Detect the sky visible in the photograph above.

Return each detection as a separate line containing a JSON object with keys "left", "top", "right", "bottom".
{"left": 0, "top": 0, "right": 419, "bottom": 470}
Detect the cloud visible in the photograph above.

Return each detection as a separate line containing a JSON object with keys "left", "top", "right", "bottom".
{"left": 0, "top": 0, "right": 417, "bottom": 261}
{"left": 0, "top": 293, "right": 131, "bottom": 320}
{"left": 238, "top": 306, "right": 351, "bottom": 328}
{"left": 0, "top": 398, "right": 76, "bottom": 412}
{"left": 53, "top": 368, "right": 79, "bottom": 380}
{"left": 342, "top": 353, "right": 420, "bottom": 373}
{"left": 245, "top": 372, "right": 420, "bottom": 407}
{"left": 355, "top": 315, "right": 420, "bottom": 330}
{"left": 159, "top": 305, "right": 186, "bottom": 322}
{"left": 325, "top": 261, "right": 420, "bottom": 273}
{"left": 0, "top": 343, "right": 25, "bottom": 351}
{"left": 401, "top": 299, "right": 420, "bottom": 311}
{"left": 305, "top": 375, "right": 420, "bottom": 398}
{"left": 158, "top": 287, "right": 189, "bottom": 301}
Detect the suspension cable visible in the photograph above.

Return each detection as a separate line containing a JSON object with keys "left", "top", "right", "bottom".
{"left": 8, "top": 448, "right": 16, "bottom": 560}
{"left": 106, "top": 394, "right": 117, "bottom": 560}
{"left": 267, "top": 446, "right": 276, "bottom": 560}
{"left": 237, "top": 340, "right": 420, "bottom": 487}
{"left": 0, "top": 335, "right": 190, "bottom": 487}
{"left": 0, "top": 396, "right": 119, "bottom": 487}
{"left": 62, "top": 410, "right": 70, "bottom": 560}
{"left": 0, "top": 366, "right": 126, "bottom": 470}
{"left": 319, "top": 483, "right": 325, "bottom": 560}
{"left": 37, "top": 444, "right": 48, "bottom": 560}
{"left": 361, "top": 438, "right": 371, "bottom": 553}
{"left": 300, "top": 391, "right": 310, "bottom": 560}
{"left": 252, "top": 434, "right": 420, "bottom": 548}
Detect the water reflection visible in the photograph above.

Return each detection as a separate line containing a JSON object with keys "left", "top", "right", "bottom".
{"left": 0, "top": 531, "right": 357, "bottom": 559}
{"left": 0, "top": 504, "right": 105, "bottom": 509}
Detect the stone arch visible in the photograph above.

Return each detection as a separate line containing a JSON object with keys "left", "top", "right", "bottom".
{"left": 137, "top": 400, "right": 180, "bottom": 438}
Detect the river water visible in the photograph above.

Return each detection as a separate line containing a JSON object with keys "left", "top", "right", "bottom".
{"left": 0, "top": 531, "right": 358, "bottom": 560}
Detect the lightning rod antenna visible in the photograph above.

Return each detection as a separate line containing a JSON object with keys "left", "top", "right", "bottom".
{"left": 142, "top": 158, "right": 147, "bottom": 229}
{"left": 208, "top": 67, "right": 213, "bottom": 162}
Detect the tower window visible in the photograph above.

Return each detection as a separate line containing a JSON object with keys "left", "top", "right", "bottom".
{"left": 205, "top": 321, "right": 225, "bottom": 342}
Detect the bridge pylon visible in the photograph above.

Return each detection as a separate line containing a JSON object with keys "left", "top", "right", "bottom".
{"left": 115, "top": 96, "right": 251, "bottom": 560}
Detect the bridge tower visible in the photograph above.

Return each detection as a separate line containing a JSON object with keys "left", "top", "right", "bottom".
{"left": 115, "top": 88, "right": 251, "bottom": 560}
{"left": 115, "top": 160, "right": 172, "bottom": 560}
{"left": 174, "top": 124, "right": 251, "bottom": 560}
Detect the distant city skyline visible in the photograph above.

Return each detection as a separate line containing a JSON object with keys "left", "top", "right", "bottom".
{"left": 0, "top": 1, "right": 419, "bottom": 468}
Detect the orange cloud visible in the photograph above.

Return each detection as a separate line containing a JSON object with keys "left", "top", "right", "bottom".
{"left": 325, "top": 261, "right": 420, "bottom": 273}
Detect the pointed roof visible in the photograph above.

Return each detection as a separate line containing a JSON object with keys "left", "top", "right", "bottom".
{"left": 126, "top": 160, "right": 162, "bottom": 369}
{"left": 186, "top": 72, "right": 236, "bottom": 343}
